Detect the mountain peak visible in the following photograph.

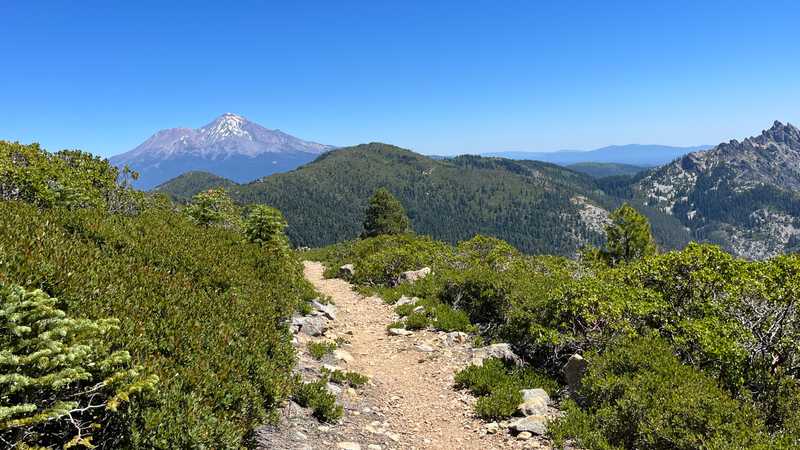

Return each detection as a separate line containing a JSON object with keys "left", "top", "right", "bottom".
{"left": 110, "top": 113, "right": 334, "bottom": 189}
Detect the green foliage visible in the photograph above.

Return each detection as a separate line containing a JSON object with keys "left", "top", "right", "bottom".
{"left": 0, "top": 199, "right": 315, "bottom": 448}
{"left": 322, "top": 368, "right": 369, "bottom": 388}
{"left": 245, "top": 204, "right": 288, "bottom": 248}
{"left": 153, "top": 170, "right": 236, "bottom": 201}
{"left": 601, "top": 203, "right": 657, "bottom": 266}
{"left": 393, "top": 297, "right": 475, "bottom": 333}
{"left": 361, "top": 187, "right": 411, "bottom": 238}
{"left": 184, "top": 187, "right": 242, "bottom": 229}
{"left": 474, "top": 382, "right": 521, "bottom": 420}
{"left": 0, "top": 141, "right": 142, "bottom": 212}
{"left": 0, "top": 284, "right": 158, "bottom": 448}
{"left": 455, "top": 358, "right": 557, "bottom": 420}
{"left": 551, "top": 335, "right": 776, "bottom": 450}
{"left": 292, "top": 379, "right": 343, "bottom": 423}
{"left": 308, "top": 341, "right": 337, "bottom": 360}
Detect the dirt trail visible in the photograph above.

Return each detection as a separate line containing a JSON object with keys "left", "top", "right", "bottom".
{"left": 299, "top": 261, "right": 529, "bottom": 450}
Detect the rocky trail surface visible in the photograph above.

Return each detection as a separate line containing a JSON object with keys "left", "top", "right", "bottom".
{"left": 257, "top": 262, "right": 555, "bottom": 450}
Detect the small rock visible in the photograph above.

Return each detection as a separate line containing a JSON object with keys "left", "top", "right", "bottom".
{"left": 311, "top": 299, "right": 337, "bottom": 320}
{"left": 398, "top": 267, "right": 431, "bottom": 284}
{"left": 294, "top": 431, "right": 308, "bottom": 441}
{"left": 485, "top": 422, "right": 500, "bottom": 434}
{"left": 445, "top": 331, "right": 469, "bottom": 346}
{"left": 326, "top": 383, "right": 342, "bottom": 395}
{"left": 395, "top": 296, "right": 419, "bottom": 307}
{"left": 337, "top": 442, "right": 361, "bottom": 450}
{"left": 339, "top": 264, "right": 355, "bottom": 279}
{"left": 333, "top": 349, "right": 354, "bottom": 363}
{"left": 510, "top": 415, "right": 548, "bottom": 435}
{"left": 388, "top": 328, "right": 414, "bottom": 336}
{"left": 564, "top": 353, "right": 587, "bottom": 393}
{"left": 318, "top": 425, "right": 330, "bottom": 432}
{"left": 300, "top": 316, "right": 327, "bottom": 337}
{"left": 517, "top": 431, "right": 533, "bottom": 440}
{"left": 368, "top": 445, "right": 382, "bottom": 450}
{"left": 322, "top": 363, "right": 341, "bottom": 372}
{"left": 412, "top": 305, "right": 425, "bottom": 313}
{"left": 518, "top": 388, "right": 550, "bottom": 416}
{"left": 472, "top": 343, "right": 522, "bottom": 366}
{"left": 415, "top": 344, "right": 435, "bottom": 352}
{"left": 386, "top": 432, "right": 401, "bottom": 442}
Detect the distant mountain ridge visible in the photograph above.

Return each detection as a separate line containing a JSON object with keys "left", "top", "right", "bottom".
{"left": 110, "top": 113, "right": 334, "bottom": 189}
{"left": 632, "top": 121, "right": 800, "bottom": 258}
{"left": 485, "top": 144, "right": 711, "bottom": 167}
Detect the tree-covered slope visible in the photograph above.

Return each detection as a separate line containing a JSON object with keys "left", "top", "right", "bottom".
{"left": 567, "top": 162, "right": 648, "bottom": 178}
{"left": 159, "top": 143, "right": 690, "bottom": 254}
{"left": 154, "top": 170, "right": 237, "bottom": 201}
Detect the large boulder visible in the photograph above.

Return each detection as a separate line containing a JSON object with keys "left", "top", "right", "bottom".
{"left": 339, "top": 264, "right": 355, "bottom": 279}
{"left": 398, "top": 267, "right": 431, "bottom": 284}
{"left": 471, "top": 343, "right": 522, "bottom": 366}
{"left": 518, "top": 388, "right": 550, "bottom": 416}
{"left": 563, "top": 353, "right": 587, "bottom": 393}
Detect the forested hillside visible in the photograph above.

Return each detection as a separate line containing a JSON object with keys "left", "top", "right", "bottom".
{"left": 158, "top": 143, "right": 690, "bottom": 255}
{"left": 0, "top": 141, "right": 316, "bottom": 448}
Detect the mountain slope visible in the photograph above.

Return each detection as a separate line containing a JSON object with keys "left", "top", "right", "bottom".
{"left": 634, "top": 121, "right": 800, "bottom": 258}
{"left": 567, "top": 162, "right": 648, "bottom": 178}
{"left": 159, "top": 143, "right": 690, "bottom": 255}
{"left": 110, "top": 113, "right": 333, "bottom": 189}
{"left": 486, "top": 144, "right": 710, "bottom": 166}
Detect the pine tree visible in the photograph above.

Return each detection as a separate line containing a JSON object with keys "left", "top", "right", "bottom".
{"left": 601, "top": 203, "right": 657, "bottom": 266}
{"left": 185, "top": 188, "right": 242, "bottom": 229}
{"left": 245, "top": 204, "right": 289, "bottom": 248}
{"left": 0, "top": 284, "right": 158, "bottom": 448}
{"left": 361, "top": 188, "right": 411, "bottom": 238}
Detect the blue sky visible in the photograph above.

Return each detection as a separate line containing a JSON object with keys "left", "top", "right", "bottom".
{"left": 2, "top": 1, "right": 799, "bottom": 157}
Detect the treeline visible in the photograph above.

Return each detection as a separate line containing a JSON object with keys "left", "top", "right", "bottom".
{"left": 310, "top": 200, "right": 800, "bottom": 449}
{"left": 0, "top": 141, "right": 315, "bottom": 448}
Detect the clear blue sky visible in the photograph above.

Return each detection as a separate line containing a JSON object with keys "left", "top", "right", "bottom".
{"left": 2, "top": 1, "right": 799, "bottom": 157}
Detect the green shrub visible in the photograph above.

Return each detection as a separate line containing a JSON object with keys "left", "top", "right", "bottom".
{"left": 292, "top": 379, "right": 343, "bottom": 423}
{"left": 184, "top": 187, "right": 242, "bottom": 230}
{"left": 404, "top": 311, "right": 430, "bottom": 330}
{"left": 455, "top": 358, "right": 557, "bottom": 420}
{"left": 430, "top": 303, "right": 476, "bottom": 332}
{"left": 323, "top": 368, "right": 369, "bottom": 388}
{"left": 308, "top": 341, "right": 337, "bottom": 360}
{"left": 551, "top": 335, "right": 775, "bottom": 450}
{"left": 0, "top": 201, "right": 315, "bottom": 448}
{"left": 0, "top": 284, "right": 158, "bottom": 448}
{"left": 474, "top": 382, "right": 522, "bottom": 420}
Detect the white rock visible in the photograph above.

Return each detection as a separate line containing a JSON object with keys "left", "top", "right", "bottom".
{"left": 398, "top": 267, "right": 431, "bottom": 284}
{"left": 563, "top": 353, "right": 587, "bottom": 392}
{"left": 510, "top": 415, "right": 548, "bottom": 435}
{"left": 339, "top": 264, "right": 355, "bottom": 279}
{"left": 368, "top": 445, "right": 382, "bottom": 450}
{"left": 311, "top": 299, "right": 337, "bottom": 320}
{"left": 337, "top": 442, "right": 361, "bottom": 450}
{"left": 517, "top": 431, "right": 533, "bottom": 440}
{"left": 415, "top": 344, "right": 435, "bottom": 353}
{"left": 518, "top": 388, "right": 550, "bottom": 416}
{"left": 395, "top": 296, "right": 419, "bottom": 307}
{"left": 388, "top": 328, "right": 414, "bottom": 336}
{"left": 333, "top": 349, "right": 354, "bottom": 363}
{"left": 472, "top": 343, "right": 522, "bottom": 366}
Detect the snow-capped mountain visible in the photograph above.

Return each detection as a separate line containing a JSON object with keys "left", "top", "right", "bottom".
{"left": 110, "top": 113, "right": 334, "bottom": 189}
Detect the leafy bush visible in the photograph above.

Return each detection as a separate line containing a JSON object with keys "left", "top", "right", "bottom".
{"left": 474, "top": 382, "right": 522, "bottom": 420}
{"left": 322, "top": 368, "right": 369, "bottom": 388}
{"left": 308, "top": 341, "right": 337, "bottom": 360}
{"left": 245, "top": 204, "right": 288, "bottom": 248}
{"left": 0, "top": 201, "right": 315, "bottom": 448}
{"left": 0, "top": 284, "right": 158, "bottom": 448}
{"left": 550, "top": 335, "right": 777, "bottom": 450}
{"left": 455, "top": 358, "right": 557, "bottom": 420}
{"left": 292, "top": 379, "right": 343, "bottom": 423}
{"left": 184, "top": 187, "right": 242, "bottom": 229}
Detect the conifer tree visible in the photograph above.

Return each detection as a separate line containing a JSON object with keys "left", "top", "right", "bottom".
{"left": 185, "top": 188, "right": 242, "bottom": 229}
{"left": 0, "top": 284, "right": 158, "bottom": 448}
{"left": 245, "top": 204, "right": 289, "bottom": 248}
{"left": 601, "top": 203, "right": 657, "bottom": 266}
{"left": 361, "top": 188, "right": 411, "bottom": 238}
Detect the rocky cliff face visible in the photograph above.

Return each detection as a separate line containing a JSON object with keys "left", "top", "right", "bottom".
{"left": 634, "top": 121, "right": 800, "bottom": 259}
